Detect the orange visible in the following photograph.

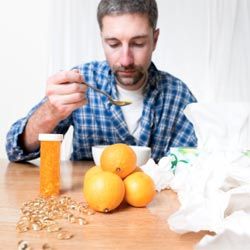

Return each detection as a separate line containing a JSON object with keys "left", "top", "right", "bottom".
{"left": 84, "top": 166, "right": 102, "bottom": 184}
{"left": 100, "top": 143, "right": 137, "bottom": 179}
{"left": 132, "top": 166, "right": 143, "bottom": 173}
{"left": 83, "top": 171, "right": 125, "bottom": 213}
{"left": 123, "top": 172, "right": 156, "bottom": 207}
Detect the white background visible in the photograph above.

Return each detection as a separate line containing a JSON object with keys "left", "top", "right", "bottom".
{"left": 1, "top": 0, "right": 249, "bottom": 159}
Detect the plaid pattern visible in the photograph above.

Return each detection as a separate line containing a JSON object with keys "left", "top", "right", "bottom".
{"left": 6, "top": 61, "right": 197, "bottom": 162}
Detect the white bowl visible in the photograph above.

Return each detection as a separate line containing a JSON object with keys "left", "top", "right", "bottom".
{"left": 91, "top": 145, "right": 151, "bottom": 167}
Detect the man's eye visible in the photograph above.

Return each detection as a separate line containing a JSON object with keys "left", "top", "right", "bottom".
{"left": 109, "top": 43, "right": 119, "bottom": 48}
{"left": 133, "top": 43, "right": 145, "bottom": 48}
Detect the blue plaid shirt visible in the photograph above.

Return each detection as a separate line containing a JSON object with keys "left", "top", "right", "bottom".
{"left": 6, "top": 61, "right": 197, "bottom": 162}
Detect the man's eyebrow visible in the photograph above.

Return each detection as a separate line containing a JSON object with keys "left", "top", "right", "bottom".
{"left": 104, "top": 37, "right": 119, "bottom": 41}
{"left": 131, "top": 35, "right": 149, "bottom": 40}
{"left": 104, "top": 35, "right": 149, "bottom": 41}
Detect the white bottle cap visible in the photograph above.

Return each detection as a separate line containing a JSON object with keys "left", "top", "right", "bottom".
{"left": 38, "top": 133, "right": 63, "bottom": 141}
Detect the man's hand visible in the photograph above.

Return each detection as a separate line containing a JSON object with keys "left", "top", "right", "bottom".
{"left": 20, "top": 69, "right": 87, "bottom": 152}
{"left": 46, "top": 69, "right": 87, "bottom": 121}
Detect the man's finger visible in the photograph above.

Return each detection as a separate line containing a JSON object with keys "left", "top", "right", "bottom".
{"left": 48, "top": 70, "right": 83, "bottom": 85}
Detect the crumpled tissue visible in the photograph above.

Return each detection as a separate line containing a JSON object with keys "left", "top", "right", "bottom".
{"left": 141, "top": 157, "right": 173, "bottom": 192}
{"left": 141, "top": 102, "right": 250, "bottom": 250}
{"left": 196, "top": 211, "right": 250, "bottom": 250}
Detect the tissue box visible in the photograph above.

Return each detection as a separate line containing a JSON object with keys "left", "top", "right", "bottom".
{"left": 169, "top": 147, "right": 199, "bottom": 172}
{"left": 243, "top": 150, "right": 250, "bottom": 157}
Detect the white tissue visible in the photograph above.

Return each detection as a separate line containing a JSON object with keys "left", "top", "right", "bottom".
{"left": 196, "top": 230, "right": 250, "bottom": 250}
{"left": 143, "top": 103, "right": 250, "bottom": 250}
{"left": 195, "top": 211, "right": 250, "bottom": 250}
{"left": 167, "top": 103, "right": 250, "bottom": 249}
{"left": 141, "top": 157, "right": 174, "bottom": 192}
{"left": 168, "top": 151, "right": 232, "bottom": 233}
{"left": 184, "top": 102, "right": 250, "bottom": 151}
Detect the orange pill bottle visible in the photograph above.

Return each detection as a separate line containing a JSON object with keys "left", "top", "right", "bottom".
{"left": 39, "top": 133, "right": 63, "bottom": 197}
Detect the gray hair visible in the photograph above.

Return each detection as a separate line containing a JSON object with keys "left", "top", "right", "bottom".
{"left": 97, "top": 0, "right": 158, "bottom": 30}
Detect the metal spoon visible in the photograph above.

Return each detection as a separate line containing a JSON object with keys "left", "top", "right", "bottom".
{"left": 82, "top": 81, "right": 132, "bottom": 106}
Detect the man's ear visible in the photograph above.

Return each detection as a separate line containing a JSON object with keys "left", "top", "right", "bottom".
{"left": 153, "top": 28, "right": 160, "bottom": 50}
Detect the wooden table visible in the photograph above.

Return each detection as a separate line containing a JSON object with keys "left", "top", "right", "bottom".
{"left": 0, "top": 159, "right": 206, "bottom": 250}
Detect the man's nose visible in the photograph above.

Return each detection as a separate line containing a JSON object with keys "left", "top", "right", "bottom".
{"left": 120, "top": 47, "right": 134, "bottom": 67}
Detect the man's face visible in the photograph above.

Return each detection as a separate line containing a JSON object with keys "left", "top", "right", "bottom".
{"left": 101, "top": 13, "right": 159, "bottom": 90}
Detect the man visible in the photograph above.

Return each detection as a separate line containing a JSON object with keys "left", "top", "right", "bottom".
{"left": 6, "top": 0, "right": 197, "bottom": 162}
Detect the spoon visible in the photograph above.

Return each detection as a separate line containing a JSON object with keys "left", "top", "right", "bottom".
{"left": 82, "top": 81, "right": 132, "bottom": 106}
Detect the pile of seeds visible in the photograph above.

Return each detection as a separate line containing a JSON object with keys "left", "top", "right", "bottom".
{"left": 17, "top": 241, "right": 53, "bottom": 250}
{"left": 16, "top": 195, "right": 95, "bottom": 241}
{"left": 17, "top": 240, "right": 32, "bottom": 250}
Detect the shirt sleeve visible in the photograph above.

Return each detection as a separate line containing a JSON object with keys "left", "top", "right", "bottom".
{"left": 5, "top": 98, "right": 72, "bottom": 162}
{"left": 166, "top": 82, "right": 198, "bottom": 152}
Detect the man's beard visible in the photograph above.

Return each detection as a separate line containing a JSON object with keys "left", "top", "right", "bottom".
{"left": 112, "top": 65, "right": 145, "bottom": 87}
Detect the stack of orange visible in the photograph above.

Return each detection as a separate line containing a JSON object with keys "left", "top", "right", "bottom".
{"left": 83, "top": 143, "right": 156, "bottom": 213}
